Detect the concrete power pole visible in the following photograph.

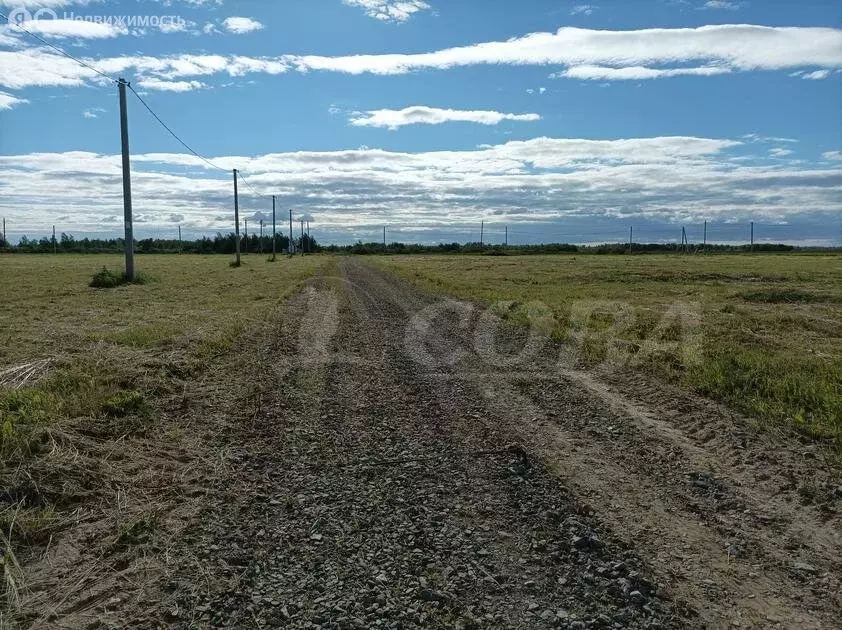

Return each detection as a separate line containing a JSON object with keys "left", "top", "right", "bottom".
{"left": 233, "top": 169, "right": 241, "bottom": 266}
{"left": 118, "top": 78, "right": 135, "bottom": 281}
{"left": 271, "top": 195, "right": 277, "bottom": 261}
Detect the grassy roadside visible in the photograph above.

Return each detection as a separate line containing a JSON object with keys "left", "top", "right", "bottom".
{"left": 373, "top": 253, "right": 842, "bottom": 453}
{"left": 0, "top": 254, "right": 327, "bottom": 578}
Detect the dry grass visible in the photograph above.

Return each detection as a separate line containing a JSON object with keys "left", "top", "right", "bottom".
{"left": 375, "top": 253, "right": 842, "bottom": 452}
{"left": 0, "top": 253, "right": 328, "bottom": 616}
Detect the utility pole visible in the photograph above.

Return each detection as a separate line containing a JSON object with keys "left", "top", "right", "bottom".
{"left": 233, "top": 169, "right": 241, "bottom": 266}
{"left": 2, "top": 218, "right": 5, "bottom": 245}
{"left": 480, "top": 220, "right": 484, "bottom": 246}
{"left": 505, "top": 225, "right": 508, "bottom": 247}
{"left": 271, "top": 195, "right": 277, "bottom": 261}
{"left": 750, "top": 221, "right": 754, "bottom": 251}
{"left": 52, "top": 225, "right": 56, "bottom": 254}
{"left": 681, "top": 226, "right": 687, "bottom": 253}
{"left": 703, "top": 220, "right": 707, "bottom": 253}
{"left": 289, "top": 208, "right": 293, "bottom": 254}
{"left": 259, "top": 219, "right": 264, "bottom": 254}
{"left": 118, "top": 78, "right": 135, "bottom": 281}
{"left": 628, "top": 226, "right": 633, "bottom": 254}
{"left": 307, "top": 220, "right": 310, "bottom": 253}
{"left": 383, "top": 226, "right": 386, "bottom": 247}
{"left": 244, "top": 219, "right": 248, "bottom": 254}
{"left": 178, "top": 225, "right": 182, "bottom": 252}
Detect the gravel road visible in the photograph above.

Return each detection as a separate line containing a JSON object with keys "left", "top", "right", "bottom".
{"left": 152, "top": 259, "right": 840, "bottom": 629}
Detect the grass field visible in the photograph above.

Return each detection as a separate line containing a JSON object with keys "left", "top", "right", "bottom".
{"left": 0, "top": 254, "right": 327, "bottom": 545}
{"left": 376, "top": 253, "right": 842, "bottom": 451}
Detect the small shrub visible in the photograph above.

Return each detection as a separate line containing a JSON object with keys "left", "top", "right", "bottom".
{"left": 89, "top": 267, "right": 147, "bottom": 288}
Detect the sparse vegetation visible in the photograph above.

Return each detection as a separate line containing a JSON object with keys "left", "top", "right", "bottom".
{"left": 376, "top": 253, "right": 842, "bottom": 452}
{"left": 90, "top": 266, "right": 148, "bottom": 288}
{"left": 0, "top": 253, "right": 329, "bottom": 608}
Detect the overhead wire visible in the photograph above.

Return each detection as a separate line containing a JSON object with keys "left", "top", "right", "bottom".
{"left": 2, "top": 10, "right": 273, "bottom": 205}
{"left": 0, "top": 9, "right": 118, "bottom": 84}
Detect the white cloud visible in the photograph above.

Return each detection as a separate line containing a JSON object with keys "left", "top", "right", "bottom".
{"left": 344, "top": 0, "right": 431, "bottom": 23}
{"left": 0, "top": 136, "right": 839, "bottom": 240}
{"left": 1, "top": 25, "right": 840, "bottom": 92}
{"left": 287, "top": 25, "right": 842, "bottom": 75}
{"left": 222, "top": 17, "right": 264, "bottom": 34}
{"left": 769, "top": 148, "right": 793, "bottom": 157}
{"left": 557, "top": 65, "right": 732, "bottom": 80}
{"left": 349, "top": 106, "right": 541, "bottom": 129}
{"left": 1, "top": 18, "right": 126, "bottom": 39}
{"left": 82, "top": 107, "right": 106, "bottom": 118}
{"left": 702, "top": 1, "right": 745, "bottom": 10}
{"left": 823, "top": 151, "right": 842, "bottom": 160}
{"left": 0, "top": 90, "right": 26, "bottom": 109}
{"left": 136, "top": 78, "right": 204, "bottom": 92}
{"left": 570, "top": 5, "right": 596, "bottom": 16}
{"left": 801, "top": 69, "right": 831, "bottom": 80}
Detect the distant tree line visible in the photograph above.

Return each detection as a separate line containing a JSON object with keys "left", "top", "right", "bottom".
{"left": 323, "top": 241, "right": 802, "bottom": 255}
{"left": 0, "top": 232, "right": 316, "bottom": 255}
{"left": 0, "top": 233, "right": 823, "bottom": 256}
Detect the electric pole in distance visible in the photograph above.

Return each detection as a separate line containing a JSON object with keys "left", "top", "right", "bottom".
{"left": 233, "top": 169, "right": 241, "bottom": 266}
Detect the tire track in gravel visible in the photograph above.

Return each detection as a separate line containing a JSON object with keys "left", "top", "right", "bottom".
{"left": 155, "top": 258, "right": 839, "bottom": 630}
{"left": 157, "top": 261, "right": 690, "bottom": 629}
{"left": 336, "top": 258, "right": 840, "bottom": 630}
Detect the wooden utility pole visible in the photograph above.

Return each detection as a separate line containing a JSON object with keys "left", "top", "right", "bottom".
{"left": 628, "top": 226, "right": 633, "bottom": 254}
{"left": 2, "top": 218, "right": 5, "bottom": 244}
{"left": 118, "top": 78, "right": 135, "bottom": 281}
{"left": 52, "top": 225, "right": 56, "bottom": 254}
{"left": 681, "top": 226, "right": 687, "bottom": 253}
{"left": 259, "top": 219, "right": 264, "bottom": 254}
{"left": 289, "top": 208, "right": 293, "bottom": 254}
{"left": 750, "top": 221, "right": 754, "bottom": 251}
{"left": 233, "top": 169, "right": 241, "bottom": 266}
{"left": 271, "top": 195, "right": 277, "bottom": 261}
{"left": 480, "top": 220, "right": 484, "bottom": 246}
{"left": 505, "top": 225, "right": 508, "bottom": 247}
{"left": 178, "top": 225, "right": 182, "bottom": 252}
{"left": 383, "top": 226, "right": 386, "bottom": 247}
{"left": 244, "top": 219, "right": 248, "bottom": 254}
{"left": 300, "top": 219, "right": 305, "bottom": 254}
{"left": 703, "top": 220, "right": 707, "bottom": 252}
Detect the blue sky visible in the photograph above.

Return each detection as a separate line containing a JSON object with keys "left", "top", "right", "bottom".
{"left": 0, "top": 0, "right": 840, "bottom": 245}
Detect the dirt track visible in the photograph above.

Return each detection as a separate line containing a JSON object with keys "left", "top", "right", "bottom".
{"left": 25, "top": 259, "right": 841, "bottom": 629}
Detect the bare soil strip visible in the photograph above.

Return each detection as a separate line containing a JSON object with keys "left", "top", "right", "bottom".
{"left": 19, "top": 258, "right": 840, "bottom": 629}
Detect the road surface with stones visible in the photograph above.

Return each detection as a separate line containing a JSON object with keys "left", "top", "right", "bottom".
{"left": 151, "top": 258, "right": 841, "bottom": 629}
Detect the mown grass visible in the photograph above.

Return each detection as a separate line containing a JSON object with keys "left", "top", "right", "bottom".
{"left": 0, "top": 254, "right": 327, "bottom": 543}
{"left": 376, "top": 253, "right": 842, "bottom": 452}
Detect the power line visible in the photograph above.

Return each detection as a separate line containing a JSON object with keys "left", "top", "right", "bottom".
{"left": 126, "top": 83, "right": 230, "bottom": 173}
{"left": 0, "top": 10, "right": 117, "bottom": 84}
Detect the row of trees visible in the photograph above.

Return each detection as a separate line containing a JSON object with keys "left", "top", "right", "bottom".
{"left": 0, "top": 232, "right": 319, "bottom": 255}
{"left": 0, "top": 233, "right": 802, "bottom": 255}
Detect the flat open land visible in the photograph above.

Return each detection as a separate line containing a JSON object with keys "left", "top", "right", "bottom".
{"left": 1, "top": 253, "right": 840, "bottom": 629}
